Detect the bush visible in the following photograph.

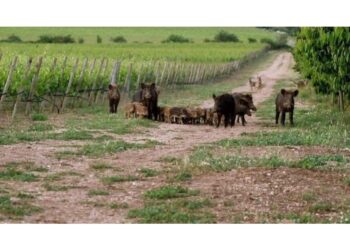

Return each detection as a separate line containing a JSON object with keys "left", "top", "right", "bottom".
{"left": 36, "top": 35, "right": 75, "bottom": 43}
{"left": 248, "top": 37, "right": 257, "bottom": 43}
{"left": 31, "top": 113, "right": 48, "bottom": 121}
{"left": 213, "top": 30, "right": 239, "bottom": 42}
{"left": 78, "top": 38, "right": 84, "bottom": 44}
{"left": 162, "top": 34, "right": 191, "bottom": 43}
{"left": 203, "top": 38, "right": 212, "bottom": 43}
{"left": 97, "top": 35, "right": 102, "bottom": 44}
{"left": 261, "top": 34, "right": 289, "bottom": 49}
{"left": 0, "top": 34, "right": 22, "bottom": 43}
{"left": 111, "top": 36, "right": 127, "bottom": 43}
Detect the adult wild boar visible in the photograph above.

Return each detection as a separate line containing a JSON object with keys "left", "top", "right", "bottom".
{"left": 232, "top": 93, "right": 257, "bottom": 126}
{"left": 108, "top": 83, "right": 120, "bottom": 113}
{"left": 212, "top": 93, "right": 236, "bottom": 128}
{"left": 132, "top": 83, "right": 159, "bottom": 120}
{"left": 275, "top": 89, "right": 298, "bottom": 126}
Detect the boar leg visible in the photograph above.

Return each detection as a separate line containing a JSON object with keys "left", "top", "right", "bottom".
{"left": 216, "top": 113, "right": 222, "bottom": 128}
{"left": 231, "top": 113, "right": 236, "bottom": 127}
{"left": 224, "top": 114, "right": 229, "bottom": 128}
{"left": 275, "top": 110, "right": 280, "bottom": 124}
{"left": 241, "top": 115, "right": 246, "bottom": 126}
{"left": 109, "top": 99, "right": 114, "bottom": 113}
{"left": 281, "top": 111, "right": 286, "bottom": 126}
{"left": 289, "top": 111, "right": 294, "bottom": 125}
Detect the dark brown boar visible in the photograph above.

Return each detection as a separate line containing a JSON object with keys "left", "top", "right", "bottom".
{"left": 132, "top": 83, "right": 159, "bottom": 120}
{"left": 275, "top": 89, "right": 298, "bottom": 126}
{"left": 212, "top": 93, "right": 236, "bottom": 128}
{"left": 108, "top": 83, "right": 120, "bottom": 113}
{"left": 232, "top": 93, "right": 257, "bottom": 126}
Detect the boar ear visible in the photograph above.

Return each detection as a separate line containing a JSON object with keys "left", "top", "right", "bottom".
{"left": 281, "top": 89, "right": 286, "bottom": 95}
{"left": 108, "top": 84, "right": 113, "bottom": 90}
{"left": 151, "top": 83, "right": 156, "bottom": 88}
{"left": 212, "top": 94, "right": 216, "bottom": 99}
{"left": 294, "top": 90, "right": 299, "bottom": 97}
{"left": 141, "top": 83, "right": 145, "bottom": 89}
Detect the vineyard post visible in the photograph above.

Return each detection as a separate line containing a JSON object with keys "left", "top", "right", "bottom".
{"left": 25, "top": 57, "right": 43, "bottom": 115}
{"left": 61, "top": 58, "right": 79, "bottom": 112}
{"left": 155, "top": 61, "right": 161, "bottom": 85}
{"left": 164, "top": 62, "right": 173, "bottom": 86}
{"left": 136, "top": 63, "right": 144, "bottom": 87}
{"left": 0, "top": 56, "right": 18, "bottom": 113}
{"left": 11, "top": 57, "right": 33, "bottom": 120}
{"left": 88, "top": 58, "right": 105, "bottom": 106}
{"left": 124, "top": 63, "right": 133, "bottom": 96}
{"left": 159, "top": 62, "right": 168, "bottom": 86}
{"left": 72, "top": 58, "right": 88, "bottom": 108}
{"left": 95, "top": 58, "right": 109, "bottom": 104}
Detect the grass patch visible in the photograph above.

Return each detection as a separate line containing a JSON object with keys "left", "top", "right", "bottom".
{"left": 0, "top": 195, "right": 41, "bottom": 217}
{"left": 43, "top": 183, "right": 82, "bottom": 192}
{"left": 48, "top": 130, "right": 94, "bottom": 140}
{"left": 78, "top": 140, "right": 160, "bottom": 157}
{"left": 309, "top": 202, "right": 334, "bottom": 213}
{"left": 44, "top": 171, "right": 83, "bottom": 182}
{"left": 144, "top": 185, "right": 199, "bottom": 200}
{"left": 28, "top": 123, "right": 54, "bottom": 132}
{"left": 139, "top": 168, "right": 158, "bottom": 177}
{"left": 90, "top": 163, "right": 113, "bottom": 171}
{"left": 302, "top": 192, "right": 317, "bottom": 202}
{"left": 101, "top": 175, "right": 139, "bottom": 185}
{"left": 110, "top": 202, "right": 129, "bottom": 209}
{"left": 175, "top": 171, "right": 192, "bottom": 181}
{"left": 88, "top": 189, "right": 110, "bottom": 196}
{"left": 31, "top": 113, "right": 48, "bottom": 121}
{"left": 0, "top": 168, "right": 38, "bottom": 182}
{"left": 343, "top": 177, "right": 350, "bottom": 186}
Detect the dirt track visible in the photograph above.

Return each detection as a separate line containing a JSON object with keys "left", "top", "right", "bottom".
{"left": 0, "top": 52, "right": 300, "bottom": 223}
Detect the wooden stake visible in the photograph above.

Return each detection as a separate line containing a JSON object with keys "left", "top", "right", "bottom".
{"left": 0, "top": 56, "right": 18, "bottom": 113}
{"left": 61, "top": 58, "right": 79, "bottom": 112}
{"left": 11, "top": 57, "right": 33, "bottom": 120}
{"left": 25, "top": 57, "right": 43, "bottom": 115}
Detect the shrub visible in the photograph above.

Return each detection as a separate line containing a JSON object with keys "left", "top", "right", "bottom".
{"left": 97, "top": 35, "right": 102, "bottom": 44}
{"left": 248, "top": 37, "right": 257, "bottom": 43}
{"left": 261, "top": 34, "right": 289, "bottom": 49}
{"left": 0, "top": 34, "right": 22, "bottom": 43}
{"left": 162, "top": 34, "right": 191, "bottom": 43}
{"left": 203, "top": 38, "right": 212, "bottom": 43}
{"left": 31, "top": 113, "right": 48, "bottom": 121}
{"left": 78, "top": 38, "right": 84, "bottom": 44}
{"left": 37, "top": 35, "right": 75, "bottom": 43}
{"left": 111, "top": 36, "right": 127, "bottom": 43}
{"left": 213, "top": 30, "right": 240, "bottom": 42}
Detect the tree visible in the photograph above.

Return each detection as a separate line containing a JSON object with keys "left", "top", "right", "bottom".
{"left": 294, "top": 27, "right": 350, "bottom": 111}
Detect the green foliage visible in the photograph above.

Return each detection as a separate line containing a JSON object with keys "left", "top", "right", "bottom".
{"left": 162, "top": 34, "right": 191, "bottom": 43}
{"left": 0, "top": 34, "right": 22, "bottom": 43}
{"left": 78, "top": 37, "right": 84, "bottom": 44}
{"left": 96, "top": 35, "right": 102, "bottom": 43}
{"left": 110, "top": 36, "right": 127, "bottom": 43}
{"left": 0, "top": 168, "right": 38, "bottom": 182}
{"left": 31, "top": 113, "right": 48, "bottom": 121}
{"left": 90, "top": 163, "right": 113, "bottom": 171}
{"left": 248, "top": 37, "right": 257, "bottom": 43}
{"left": 214, "top": 30, "right": 240, "bottom": 42}
{"left": 37, "top": 35, "right": 75, "bottom": 43}
{"left": 294, "top": 27, "right": 350, "bottom": 109}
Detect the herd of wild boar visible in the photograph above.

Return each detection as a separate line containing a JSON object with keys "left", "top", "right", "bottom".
{"left": 107, "top": 79, "right": 299, "bottom": 127}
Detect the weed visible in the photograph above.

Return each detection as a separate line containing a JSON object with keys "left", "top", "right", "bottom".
{"left": 31, "top": 113, "right": 48, "bottom": 121}
{"left": 144, "top": 186, "right": 199, "bottom": 200}
{"left": 90, "top": 163, "right": 113, "bottom": 171}
{"left": 101, "top": 175, "right": 138, "bottom": 185}
{"left": 88, "top": 189, "right": 110, "bottom": 196}
{"left": 139, "top": 168, "right": 158, "bottom": 177}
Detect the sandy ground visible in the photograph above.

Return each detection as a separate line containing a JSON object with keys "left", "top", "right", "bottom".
{"left": 2, "top": 52, "right": 348, "bottom": 223}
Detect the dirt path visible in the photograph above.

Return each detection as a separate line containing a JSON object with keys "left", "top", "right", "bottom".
{"left": 0, "top": 52, "right": 297, "bottom": 223}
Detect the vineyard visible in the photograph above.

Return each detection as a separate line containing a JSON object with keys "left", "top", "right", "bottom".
{"left": 0, "top": 27, "right": 275, "bottom": 117}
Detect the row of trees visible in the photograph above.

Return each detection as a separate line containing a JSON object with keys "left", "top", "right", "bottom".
{"left": 293, "top": 27, "right": 350, "bottom": 111}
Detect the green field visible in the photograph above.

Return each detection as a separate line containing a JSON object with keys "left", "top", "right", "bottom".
{"left": 0, "top": 27, "right": 276, "bottom": 44}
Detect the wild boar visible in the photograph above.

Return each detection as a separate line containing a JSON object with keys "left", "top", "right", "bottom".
{"left": 275, "top": 89, "right": 298, "bottom": 126}
{"left": 212, "top": 93, "right": 236, "bottom": 128}
{"left": 132, "top": 83, "right": 159, "bottom": 120}
{"left": 108, "top": 83, "right": 120, "bottom": 113}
